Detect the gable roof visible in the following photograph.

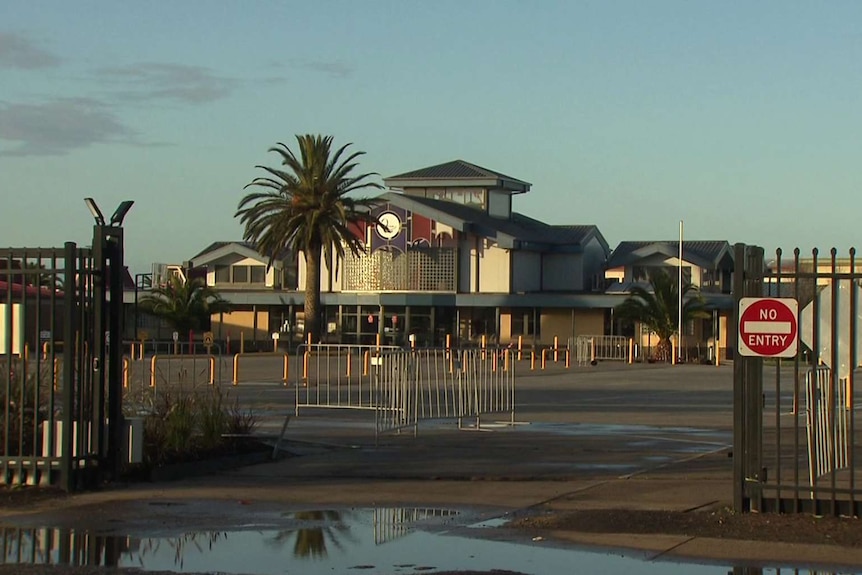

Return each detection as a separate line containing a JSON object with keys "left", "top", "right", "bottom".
{"left": 384, "top": 160, "right": 531, "bottom": 194}
{"left": 379, "top": 192, "right": 608, "bottom": 254}
{"left": 607, "top": 240, "right": 733, "bottom": 269}
{"left": 190, "top": 241, "right": 288, "bottom": 269}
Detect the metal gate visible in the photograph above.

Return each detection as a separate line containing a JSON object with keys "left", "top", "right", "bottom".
{"left": 734, "top": 243, "right": 862, "bottom": 515}
{"left": 2, "top": 212, "right": 128, "bottom": 490}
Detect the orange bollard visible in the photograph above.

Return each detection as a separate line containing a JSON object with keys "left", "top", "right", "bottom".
{"left": 518, "top": 335, "right": 523, "bottom": 361}
{"left": 541, "top": 348, "right": 547, "bottom": 370}
{"left": 481, "top": 335, "right": 486, "bottom": 360}
{"left": 363, "top": 350, "right": 370, "bottom": 376}
{"left": 346, "top": 352, "right": 352, "bottom": 377}
{"left": 565, "top": 348, "right": 570, "bottom": 368}
{"left": 531, "top": 350, "right": 536, "bottom": 371}
{"left": 553, "top": 336, "right": 559, "bottom": 362}
{"left": 504, "top": 350, "right": 510, "bottom": 372}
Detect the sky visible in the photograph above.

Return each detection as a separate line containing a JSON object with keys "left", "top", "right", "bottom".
{"left": 2, "top": 1, "right": 862, "bottom": 274}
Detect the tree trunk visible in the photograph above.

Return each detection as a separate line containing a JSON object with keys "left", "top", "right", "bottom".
{"left": 304, "top": 246, "right": 322, "bottom": 344}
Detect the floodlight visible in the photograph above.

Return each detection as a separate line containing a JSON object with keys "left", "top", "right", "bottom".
{"left": 84, "top": 197, "right": 106, "bottom": 226}
{"left": 110, "top": 200, "right": 134, "bottom": 226}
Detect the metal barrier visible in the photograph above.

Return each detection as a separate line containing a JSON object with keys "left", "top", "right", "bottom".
{"left": 232, "top": 352, "right": 289, "bottom": 385}
{"left": 806, "top": 367, "right": 850, "bottom": 485}
{"left": 294, "top": 343, "right": 401, "bottom": 414}
{"left": 149, "top": 355, "right": 215, "bottom": 388}
{"left": 569, "top": 335, "right": 629, "bottom": 365}
{"left": 294, "top": 345, "right": 516, "bottom": 440}
{"left": 374, "top": 348, "right": 516, "bottom": 440}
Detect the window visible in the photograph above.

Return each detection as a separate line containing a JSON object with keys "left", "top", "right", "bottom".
{"left": 215, "top": 266, "right": 230, "bottom": 284}
{"left": 232, "top": 265, "right": 249, "bottom": 283}
{"left": 632, "top": 265, "right": 691, "bottom": 285}
{"left": 510, "top": 310, "right": 535, "bottom": 336}
{"left": 250, "top": 266, "right": 266, "bottom": 284}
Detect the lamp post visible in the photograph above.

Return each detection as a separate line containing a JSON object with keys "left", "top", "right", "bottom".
{"left": 84, "top": 197, "right": 133, "bottom": 483}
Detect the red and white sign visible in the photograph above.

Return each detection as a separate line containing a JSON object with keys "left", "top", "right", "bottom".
{"left": 738, "top": 297, "right": 798, "bottom": 358}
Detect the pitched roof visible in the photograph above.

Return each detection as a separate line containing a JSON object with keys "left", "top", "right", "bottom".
{"left": 190, "top": 241, "right": 290, "bottom": 268}
{"left": 192, "top": 241, "right": 259, "bottom": 260}
{"left": 607, "top": 240, "right": 733, "bottom": 269}
{"left": 380, "top": 192, "right": 608, "bottom": 254}
{"left": 384, "top": 160, "right": 530, "bottom": 194}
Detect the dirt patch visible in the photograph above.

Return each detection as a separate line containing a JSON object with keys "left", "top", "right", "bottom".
{"left": 511, "top": 507, "right": 862, "bottom": 547}
{"left": 0, "top": 485, "right": 68, "bottom": 510}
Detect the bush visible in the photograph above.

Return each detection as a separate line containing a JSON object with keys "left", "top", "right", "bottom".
{"left": 137, "top": 386, "right": 259, "bottom": 469}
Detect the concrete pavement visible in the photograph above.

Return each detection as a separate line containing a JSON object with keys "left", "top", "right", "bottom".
{"left": 2, "top": 362, "right": 861, "bottom": 571}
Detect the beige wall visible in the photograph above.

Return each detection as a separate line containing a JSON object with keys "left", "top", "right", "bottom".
{"left": 212, "top": 310, "right": 270, "bottom": 343}
{"left": 479, "top": 243, "right": 510, "bottom": 292}
{"left": 538, "top": 309, "right": 605, "bottom": 346}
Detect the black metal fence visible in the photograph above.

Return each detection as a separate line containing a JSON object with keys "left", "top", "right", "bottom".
{"left": 734, "top": 244, "right": 861, "bottom": 515}
{"left": 1, "top": 232, "right": 126, "bottom": 490}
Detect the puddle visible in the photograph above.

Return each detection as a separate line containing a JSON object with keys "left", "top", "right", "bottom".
{"left": 1, "top": 508, "right": 857, "bottom": 575}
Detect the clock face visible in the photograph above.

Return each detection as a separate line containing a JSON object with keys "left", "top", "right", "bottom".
{"left": 376, "top": 211, "right": 402, "bottom": 240}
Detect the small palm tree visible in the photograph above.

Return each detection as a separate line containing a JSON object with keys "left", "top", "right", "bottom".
{"left": 236, "top": 135, "right": 382, "bottom": 342}
{"left": 138, "top": 275, "right": 230, "bottom": 333}
{"left": 615, "top": 268, "right": 709, "bottom": 362}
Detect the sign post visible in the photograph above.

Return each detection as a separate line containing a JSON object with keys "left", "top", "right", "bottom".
{"left": 738, "top": 297, "right": 798, "bottom": 358}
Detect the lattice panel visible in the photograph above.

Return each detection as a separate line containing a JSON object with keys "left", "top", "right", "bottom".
{"left": 343, "top": 248, "right": 456, "bottom": 292}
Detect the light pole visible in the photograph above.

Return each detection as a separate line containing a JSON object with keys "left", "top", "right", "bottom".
{"left": 84, "top": 197, "right": 133, "bottom": 483}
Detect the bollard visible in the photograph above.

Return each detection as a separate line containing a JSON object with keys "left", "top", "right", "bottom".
{"left": 590, "top": 338, "right": 596, "bottom": 364}
{"left": 122, "top": 357, "right": 130, "bottom": 388}
{"left": 671, "top": 340, "right": 677, "bottom": 365}
{"left": 303, "top": 350, "right": 309, "bottom": 381}
{"left": 504, "top": 350, "right": 510, "bottom": 372}
{"left": 628, "top": 338, "right": 634, "bottom": 365}
{"left": 553, "top": 336, "right": 559, "bottom": 362}
{"left": 346, "top": 352, "right": 352, "bottom": 377}
{"left": 541, "top": 348, "right": 547, "bottom": 370}
{"left": 363, "top": 350, "right": 370, "bottom": 376}
{"left": 565, "top": 348, "right": 570, "bottom": 369}
{"left": 518, "top": 335, "right": 523, "bottom": 361}
{"left": 232, "top": 353, "right": 241, "bottom": 385}
{"left": 150, "top": 355, "right": 157, "bottom": 387}
{"left": 481, "top": 335, "right": 486, "bottom": 361}
{"left": 531, "top": 350, "right": 536, "bottom": 371}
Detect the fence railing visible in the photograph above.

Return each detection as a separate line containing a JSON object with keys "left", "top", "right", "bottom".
{"left": 293, "top": 344, "right": 516, "bottom": 439}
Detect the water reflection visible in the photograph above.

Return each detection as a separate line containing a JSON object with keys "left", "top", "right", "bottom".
{"left": 0, "top": 514, "right": 856, "bottom": 575}
{"left": 269, "top": 510, "right": 351, "bottom": 559}
{"left": 0, "top": 506, "right": 458, "bottom": 568}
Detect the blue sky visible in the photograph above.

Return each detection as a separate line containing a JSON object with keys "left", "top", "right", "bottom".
{"left": 2, "top": 1, "right": 861, "bottom": 273}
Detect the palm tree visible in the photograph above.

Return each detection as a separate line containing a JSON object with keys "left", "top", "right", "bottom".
{"left": 615, "top": 268, "right": 709, "bottom": 362}
{"left": 138, "top": 275, "right": 230, "bottom": 333}
{"left": 236, "top": 135, "right": 382, "bottom": 342}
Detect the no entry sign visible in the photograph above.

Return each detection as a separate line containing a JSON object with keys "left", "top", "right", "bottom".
{"left": 738, "top": 297, "right": 798, "bottom": 358}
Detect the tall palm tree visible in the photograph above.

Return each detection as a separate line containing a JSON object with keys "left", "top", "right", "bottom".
{"left": 138, "top": 275, "right": 229, "bottom": 333}
{"left": 236, "top": 135, "right": 382, "bottom": 342}
{"left": 615, "top": 268, "right": 709, "bottom": 362}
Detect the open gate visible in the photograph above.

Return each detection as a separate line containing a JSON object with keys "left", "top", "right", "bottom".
{"left": 1, "top": 209, "right": 128, "bottom": 491}
{"left": 734, "top": 243, "right": 862, "bottom": 515}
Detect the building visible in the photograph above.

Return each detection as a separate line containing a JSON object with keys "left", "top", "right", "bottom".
{"left": 604, "top": 240, "right": 735, "bottom": 360}
{"left": 131, "top": 160, "right": 737, "bottom": 355}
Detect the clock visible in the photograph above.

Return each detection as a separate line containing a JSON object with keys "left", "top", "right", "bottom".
{"left": 376, "top": 211, "right": 402, "bottom": 240}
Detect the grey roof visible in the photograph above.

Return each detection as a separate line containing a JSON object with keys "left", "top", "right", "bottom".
{"left": 384, "top": 160, "right": 531, "bottom": 194}
{"left": 607, "top": 240, "right": 733, "bottom": 269}
{"left": 192, "top": 241, "right": 259, "bottom": 260}
{"left": 380, "top": 192, "right": 608, "bottom": 254}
